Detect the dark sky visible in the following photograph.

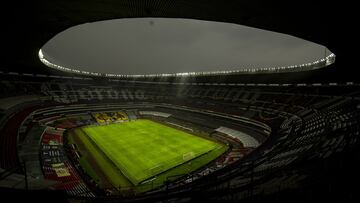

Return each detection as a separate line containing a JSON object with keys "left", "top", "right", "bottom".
{"left": 41, "top": 18, "right": 329, "bottom": 75}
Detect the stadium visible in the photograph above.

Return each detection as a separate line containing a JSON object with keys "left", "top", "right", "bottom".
{"left": 0, "top": 1, "right": 359, "bottom": 202}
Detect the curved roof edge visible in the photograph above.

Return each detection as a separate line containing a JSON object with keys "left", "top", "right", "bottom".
{"left": 39, "top": 49, "right": 335, "bottom": 78}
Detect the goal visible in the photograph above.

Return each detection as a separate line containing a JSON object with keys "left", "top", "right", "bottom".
{"left": 183, "top": 152, "right": 195, "bottom": 161}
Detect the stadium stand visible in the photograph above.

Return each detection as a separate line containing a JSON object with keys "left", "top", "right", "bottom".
{"left": 1, "top": 74, "right": 359, "bottom": 202}
{"left": 215, "top": 127, "right": 260, "bottom": 148}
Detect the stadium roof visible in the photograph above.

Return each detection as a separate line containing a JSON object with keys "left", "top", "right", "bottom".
{"left": 39, "top": 18, "right": 334, "bottom": 77}
{"left": 1, "top": 0, "right": 356, "bottom": 83}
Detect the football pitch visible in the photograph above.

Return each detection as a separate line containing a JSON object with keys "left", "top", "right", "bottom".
{"left": 81, "top": 119, "right": 223, "bottom": 185}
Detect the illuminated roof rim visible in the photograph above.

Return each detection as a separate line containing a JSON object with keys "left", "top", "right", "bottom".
{"left": 39, "top": 49, "right": 335, "bottom": 78}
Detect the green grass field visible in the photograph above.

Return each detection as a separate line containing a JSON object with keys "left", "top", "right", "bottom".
{"left": 69, "top": 119, "right": 228, "bottom": 192}
{"left": 82, "top": 120, "right": 222, "bottom": 185}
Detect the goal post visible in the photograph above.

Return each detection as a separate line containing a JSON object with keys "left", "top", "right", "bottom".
{"left": 145, "top": 152, "right": 196, "bottom": 177}
{"left": 148, "top": 164, "right": 164, "bottom": 176}
{"left": 183, "top": 151, "right": 195, "bottom": 161}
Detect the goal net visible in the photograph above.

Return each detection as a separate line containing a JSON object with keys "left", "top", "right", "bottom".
{"left": 183, "top": 152, "right": 195, "bottom": 161}
{"left": 148, "top": 164, "right": 164, "bottom": 176}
